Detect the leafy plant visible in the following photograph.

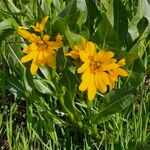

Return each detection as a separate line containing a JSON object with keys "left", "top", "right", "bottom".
{"left": 0, "top": 0, "right": 150, "bottom": 149}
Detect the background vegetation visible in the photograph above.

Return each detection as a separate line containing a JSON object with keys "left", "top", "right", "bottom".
{"left": 0, "top": 0, "right": 150, "bottom": 149}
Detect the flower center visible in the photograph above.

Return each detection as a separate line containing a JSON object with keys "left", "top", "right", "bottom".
{"left": 90, "top": 60, "right": 102, "bottom": 72}
{"left": 37, "top": 40, "right": 48, "bottom": 50}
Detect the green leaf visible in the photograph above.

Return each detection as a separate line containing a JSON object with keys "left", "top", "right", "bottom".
{"left": 124, "top": 52, "right": 138, "bottom": 68}
{"left": 52, "top": 17, "right": 66, "bottom": 35}
{"left": 128, "top": 72, "right": 145, "bottom": 88}
{"left": 59, "top": 0, "right": 79, "bottom": 30}
{"left": 85, "top": 0, "right": 101, "bottom": 35}
{"left": 65, "top": 26, "right": 82, "bottom": 48}
{"left": 59, "top": 69, "right": 81, "bottom": 122}
{"left": 59, "top": 0, "right": 77, "bottom": 18}
{"left": 93, "top": 87, "right": 136, "bottom": 124}
{"left": 104, "top": 0, "right": 114, "bottom": 26}
{"left": 114, "top": 51, "right": 138, "bottom": 68}
{"left": 132, "top": 57, "right": 145, "bottom": 73}
{"left": 56, "top": 47, "right": 65, "bottom": 69}
{"left": 137, "top": 17, "right": 149, "bottom": 36}
{"left": 0, "top": 18, "right": 17, "bottom": 40}
{"left": 33, "top": 78, "right": 51, "bottom": 94}
{"left": 128, "top": 0, "right": 150, "bottom": 40}
{"left": 113, "top": 0, "right": 128, "bottom": 45}
{"left": 93, "top": 14, "right": 119, "bottom": 51}
{"left": 136, "top": 0, "right": 150, "bottom": 22}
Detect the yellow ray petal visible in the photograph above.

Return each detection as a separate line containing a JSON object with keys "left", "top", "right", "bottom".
{"left": 56, "top": 34, "right": 63, "bottom": 42}
{"left": 100, "top": 63, "right": 118, "bottom": 71}
{"left": 38, "top": 50, "right": 44, "bottom": 61}
{"left": 79, "top": 37, "right": 87, "bottom": 49}
{"left": 47, "top": 53, "right": 56, "bottom": 68}
{"left": 101, "top": 72, "right": 110, "bottom": 85}
{"left": 117, "top": 68, "right": 129, "bottom": 76}
{"left": 43, "top": 50, "right": 49, "bottom": 58}
{"left": 23, "top": 45, "right": 37, "bottom": 56}
{"left": 87, "top": 74, "right": 97, "bottom": 101}
{"left": 65, "top": 50, "right": 79, "bottom": 60}
{"left": 21, "top": 52, "right": 34, "bottom": 63}
{"left": 77, "top": 63, "right": 88, "bottom": 73}
{"left": 31, "top": 16, "right": 49, "bottom": 32}
{"left": 47, "top": 41, "right": 63, "bottom": 50}
{"left": 18, "top": 28, "right": 40, "bottom": 42}
{"left": 23, "top": 46, "right": 29, "bottom": 54}
{"left": 79, "top": 50, "right": 88, "bottom": 62}
{"left": 40, "top": 16, "right": 49, "bottom": 31}
{"left": 31, "top": 23, "right": 40, "bottom": 32}
{"left": 118, "top": 58, "right": 126, "bottom": 66}
{"left": 95, "top": 73, "right": 107, "bottom": 93}
{"left": 30, "top": 62, "right": 38, "bottom": 74}
{"left": 97, "top": 51, "right": 114, "bottom": 62}
{"left": 108, "top": 76, "right": 116, "bottom": 88}
{"left": 79, "top": 71, "right": 90, "bottom": 91}
{"left": 85, "top": 41, "right": 97, "bottom": 57}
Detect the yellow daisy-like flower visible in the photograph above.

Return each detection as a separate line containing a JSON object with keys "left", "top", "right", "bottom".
{"left": 67, "top": 38, "right": 129, "bottom": 101}
{"left": 56, "top": 33, "right": 64, "bottom": 42}
{"left": 65, "top": 38, "right": 87, "bottom": 60}
{"left": 18, "top": 28, "right": 63, "bottom": 74}
{"left": 31, "top": 16, "right": 49, "bottom": 32}
{"left": 108, "top": 58, "right": 129, "bottom": 88}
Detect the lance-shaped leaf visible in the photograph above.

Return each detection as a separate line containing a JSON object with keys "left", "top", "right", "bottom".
{"left": 0, "top": 18, "right": 17, "bottom": 40}
{"left": 59, "top": 0, "right": 79, "bottom": 30}
{"left": 85, "top": 0, "right": 101, "bottom": 35}
{"left": 113, "top": 0, "right": 128, "bottom": 46}
{"left": 65, "top": 26, "right": 82, "bottom": 48}
{"left": 93, "top": 14, "right": 119, "bottom": 51}
{"left": 93, "top": 87, "right": 136, "bottom": 124}
{"left": 128, "top": 0, "right": 150, "bottom": 40}
{"left": 59, "top": 68, "right": 81, "bottom": 122}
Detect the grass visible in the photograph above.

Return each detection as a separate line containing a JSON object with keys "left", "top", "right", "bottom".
{"left": 0, "top": 70, "right": 149, "bottom": 149}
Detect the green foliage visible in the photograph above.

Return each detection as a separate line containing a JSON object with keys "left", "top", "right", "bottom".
{"left": 0, "top": 0, "right": 150, "bottom": 149}
{"left": 93, "top": 87, "right": 136, "bottom": 124}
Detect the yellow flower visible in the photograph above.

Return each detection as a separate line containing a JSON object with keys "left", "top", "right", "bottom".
{"left": 56, "top": 33, "right": 64, "bottom": 42}
{"left": 68, "top": 38, "right": 129, "bottom": 101}
{"left": 31, "top": 16, "right": 49, "bottom": 32}
{"left": 108, "top": 58, "right": 129, "bottom": 88}
{"left": 18, "top": 28, "right": 63, "bottom": 74}
{"left": 65, "top": 38, "right": 87, "bottom": 60}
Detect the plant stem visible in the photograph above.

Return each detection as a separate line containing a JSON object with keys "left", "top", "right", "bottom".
{"left": 87, "top": 100, "right": 92, "bottom": 120}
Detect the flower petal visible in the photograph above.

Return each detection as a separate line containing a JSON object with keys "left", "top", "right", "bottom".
{"left": 101, "top": 63, "right": 118, "bottom": 71}
{"left": 65, "top": 49, "right": 79, "bottom": 60}
{"left": 87, "top": 74, "right": 97, "bottom": 101}
{"left": 77, "top": 63, "right": 88, "bottom": 73}
{"left": 47, "top": 41, "right": 63, "bottom": 50}
{"left": 18, "top": 28, "right": 40, "bottom": 42}
{"left": 85, "top": 41, "right": 97, "bottom": 57}
{"left": 46, "top": 52, "right": 56, "bottom": 68}
{"left": 23, "top": 46, "right": 29, "bottom": 54}
{"left": 95, "top": 73, "right": 107, "bottom": 93}
{"left": 40, "top": 16, "right": 49, "bottom": 31}
{"left": 79, "top": 71, "right": 90, "bottom": 91}
{"left": 30, "top": 62, "right": 38, "bottom": 74}
{"left": 117, "top": 68, "right": 129, "bottom": 76}
{"left": 118, "top": 58, "right": 126, "bottom": 66}
{"left": 21, "top": 52, "right": 34, "bottom": 63}
{"left": 79, "top": 50, "right": 88, "bottom": 62}
{"left": 27, "top": 43, "right": 38, "bottom": 53}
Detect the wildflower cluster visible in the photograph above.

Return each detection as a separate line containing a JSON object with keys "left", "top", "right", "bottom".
{"left": 66, "top": 38, "right": 129, "bottom": 100}
{"left": 19, "top": 17, "right": 129, "bottom": 101}
{"left": 18, "top": 16, "right": 63, "bottom": 74}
